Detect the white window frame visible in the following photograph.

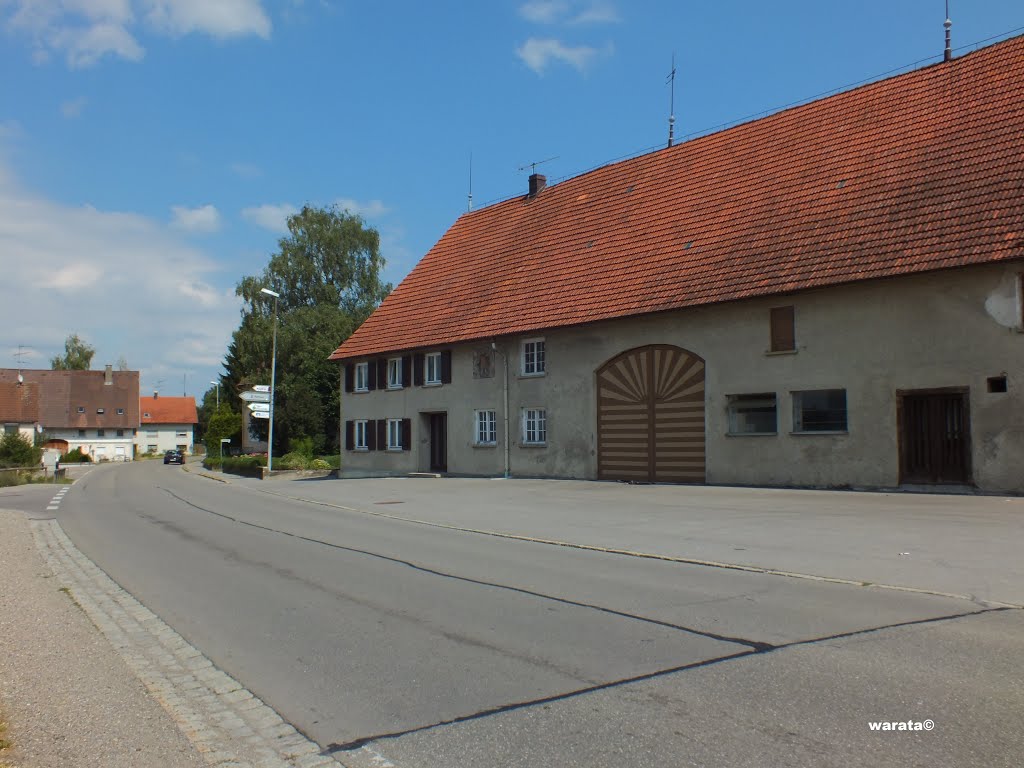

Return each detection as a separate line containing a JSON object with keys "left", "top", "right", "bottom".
{"left": 354, "top": 420, "right": 369, "bottom": 450}
{"left": 386, "top": 418, "right": 403, "bottom": 450}
{"left": 727, "top": 393, "right": 778, "bottom": 435}
{"left": 147, "top": 444, "right": 158, "bottom": 453}
{"left": 521, "top": 338, "right": 546, "bottom": 376}
{"left": 387, "top": 358, "right": 403, "bottom": 389}
{"left": 792, "top": 389, "right": 848, "bottom": 434}
{"left": 354, "top": 362, "right": 369, "bottom": 392}
{"left": 522, "top": 408, "right": 547, "bottom": 445}
{"left": 424, "top": 352, "right": 442, "bottom": 385}
{"left": 474, "top": 410, "right": 497, "bottom": 445}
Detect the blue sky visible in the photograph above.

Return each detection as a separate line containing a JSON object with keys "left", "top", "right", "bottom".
{"left": 2, "top": 1, "right": 1022, "bottom": 401}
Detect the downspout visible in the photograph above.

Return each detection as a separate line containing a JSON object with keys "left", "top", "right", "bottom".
{"left": 492, "top": 341, "right": 511, "bottom": 478}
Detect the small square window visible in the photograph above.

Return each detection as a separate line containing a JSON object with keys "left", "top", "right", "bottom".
{"left": 425, "top": 352, "right": 442, "bottom": 385}
{"left": 988, "top": 376, "right": 1008, "bottom": 393}
{"left": 116, "top": 429, "right": 124, "bottom": 437}
{"left": 522, "top": 338, "right": 546, "bottom": 376}
{"left": 793, "top": 389, "right": 848, "bottom": 432}
{"left": 97, "top": 429, "right": 106, "bottom": 437}
{"left": 387, "top": 358, "right": 403, "bottom": 389}
{"left": 96, "top": 408, "right": 105, "bottom": 414}
{"left": 78, "top": 429, "right": 86, "bottom": 437}
{"left": 474, "top": 410, "right": 497, "bottom": 445}
{"left": 522, "top": 408, "right": 546, "bottom": 445}
{"left": 77, "top": 406, "right": 85, "bottom": 413}
{"left": 117, "top": 408, "right": 124, "bottom": 415}
{"left": 355, "top": 362, "right": 369, "bottom": 392}
{"left": 728, "top": 394, "right": 777, "bottom": 435}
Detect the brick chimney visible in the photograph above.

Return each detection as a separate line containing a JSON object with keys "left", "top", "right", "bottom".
{"left": 153, "top": 391, "right": 159, "bottom": 399}
{"left": 104, "top": 364, "right": 113, "bottom": 385}
{"left": 528, "top": 173, "right": 546, "bottom": 199}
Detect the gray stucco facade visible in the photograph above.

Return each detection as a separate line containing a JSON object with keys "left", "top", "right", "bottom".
{"left": 339, "top": 262, "right": 1024, "bottom": 493}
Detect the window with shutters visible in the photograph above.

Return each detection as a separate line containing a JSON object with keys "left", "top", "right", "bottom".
{"left": 425, "top": 352, "right": 442, "bottom": 385}
{"left": 355, "top": 362, "right": 369, "bottom": 392}
{"left": 387, "top": 358, "right": 403, "bottom": 389}
{"left": 792, "top": 389, "right": 848, "bottom": 433}
{"left": 769, "top": 306, "right": 795, "bottom": 353}
{"left": 387, "top": 418, "right": 403, "bottom": 450}
{"left": 354, "top": 420, "right": 369, "bottom": 450}
{"left": 522, "top": 338, "right": 546, "bottom": 376}
{"left": 522, "top": 408, "right": 546, "bottom": 445}
{"left": 727, "top": 394, "right": 777, "bottom": 435}
{"left": 474, "top": 410, "right": 496, "bottom": 445}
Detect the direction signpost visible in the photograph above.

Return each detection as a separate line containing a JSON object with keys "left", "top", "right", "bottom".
{"left": 250, "top": 411, "right": 270, "bottom": 420}
{"left": 240, "top": 390, "right": 270, "bottom": 403}
{"left": 248, "top": 402, "right": 270, "bottom": 413}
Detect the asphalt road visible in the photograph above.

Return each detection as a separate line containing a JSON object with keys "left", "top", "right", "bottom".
{"left": 48, "top": 462, "right": 1024, "bottom": 767}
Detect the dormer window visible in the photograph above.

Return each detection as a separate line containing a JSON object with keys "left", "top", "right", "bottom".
{"left": 77, "top": 406, "right": 85, "bottom": 413}
{"left": 117, "top": 408, "right": 124, "bottom": 415}
{"left": 97, "top": 408, "right": 105, "bottom": 414}
{"left": 143, "top": 412, "right": 151, "bottom": 418}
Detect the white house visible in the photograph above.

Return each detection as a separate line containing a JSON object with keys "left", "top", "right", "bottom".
{"left": 136, "top": 394, "right": 198, "bottom": 455}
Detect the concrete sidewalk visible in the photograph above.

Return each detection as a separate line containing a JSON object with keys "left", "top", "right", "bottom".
{"left": 242, "top": 476, "right": 1024, "bottom": 607}
{"left": 0, "top": 509, "right": 205, "bottom": 768}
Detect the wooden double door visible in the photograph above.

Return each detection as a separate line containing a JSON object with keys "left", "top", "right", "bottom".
{"left": 899, "top": 389, "right": 971, "bottom": 484}
{"left": 596, "top": 345, "right": 706, "bottom": 483}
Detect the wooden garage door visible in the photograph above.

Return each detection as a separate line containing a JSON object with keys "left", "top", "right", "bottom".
{"left": 597, "top": 345, "right": 705, "bottom": 483}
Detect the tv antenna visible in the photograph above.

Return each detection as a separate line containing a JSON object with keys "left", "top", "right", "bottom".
{"left": 468, "top": 152, "right": 473, "bottom": 212}
{"left": 943, "top": 1, "right": 953, "bottom": 62}
{"left": 518, "top": 156, "right": 559, "bottom": 174}
{"left": 667, "top": 52, "right": 677, "bottom": 147}
{"left": 14, "top": 345, "right": 28, "bottom": 383}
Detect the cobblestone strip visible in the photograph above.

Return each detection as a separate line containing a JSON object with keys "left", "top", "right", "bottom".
{"left": 29, "top": 518, "right": 357, "bottom": 768}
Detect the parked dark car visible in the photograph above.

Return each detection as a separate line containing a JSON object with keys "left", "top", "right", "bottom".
{"left": 164, "top": 450, "right": 184, "bottom": 465}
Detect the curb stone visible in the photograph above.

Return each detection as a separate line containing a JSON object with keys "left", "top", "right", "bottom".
{"left": 29, "top": 518, "right": 396, "bottom": 768}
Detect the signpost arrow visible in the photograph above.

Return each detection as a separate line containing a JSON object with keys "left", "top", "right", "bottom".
{"left": 250, "top": 411, "right": 270, "bottom": 420}
{"left": 248, "top": 402, "right": 270, "bottom": 413}
{"left": 240, "top": 390, "right": 271, "bottom": 403}
{"left": 252, "top": 385, "right": 271, "bottom": 393}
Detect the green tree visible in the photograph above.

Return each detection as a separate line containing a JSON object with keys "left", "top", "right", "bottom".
{"left": 205, "top": 406, "right": 241, "bottom": 456}
{"left": 0, "top": 432, "right": 42, "bottom": 468}
{"left": 51, "top": 333, "right": 95, "bottom": 370}
{"left": 225, "top": 205, "right": 390, "bottom": 455}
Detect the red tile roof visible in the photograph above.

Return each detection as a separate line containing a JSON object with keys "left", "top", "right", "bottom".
{"left": 140, "top": 396, "right": 198, "bottom": 425}
{"left": 0, "top": 382, "right": 39, "bottom": 424}
{"left": 0, "top": 369, "right": 139, "bottom": 428}
{"left": 331, "top": 36, "right": 1024, "bottom": 361}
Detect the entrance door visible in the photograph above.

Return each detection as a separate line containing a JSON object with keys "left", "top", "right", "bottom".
{"left": 899, "top": 389, "right": 971, "bottom": 484}
{"left": 596, "top": 345, "right": 705, "bottom": 483}
{"left": 429, "top": 413, "right": 447, "bottom": 472}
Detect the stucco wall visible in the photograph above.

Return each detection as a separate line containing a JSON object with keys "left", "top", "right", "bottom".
{"left": 340, "top": 262, "right": 1024, "bottom": 492}
{"left": 134, "top": 425, "right": 195, "bottom": 455}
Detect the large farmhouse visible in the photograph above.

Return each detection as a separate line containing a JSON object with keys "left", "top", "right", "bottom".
{"left": 330, "top": 36, "right": 1024, "bottom": 493}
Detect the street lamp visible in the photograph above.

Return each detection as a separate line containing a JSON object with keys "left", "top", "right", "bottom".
{"left": 210, "top": 380, "right": 220, "bottom": 408}
{"left": 260, "top": 287, "right": 280, "bottom": 472}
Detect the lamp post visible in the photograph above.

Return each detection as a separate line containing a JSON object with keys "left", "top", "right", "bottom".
{"left": 260, "top": 287, "right": 280, "bottom": 472}
{"left": 210, "top": 380, "right": 220, "bottom": 408}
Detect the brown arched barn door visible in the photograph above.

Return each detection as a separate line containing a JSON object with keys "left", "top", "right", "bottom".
{"left": 596, "top": 345, "right": 705, "bottom": 483}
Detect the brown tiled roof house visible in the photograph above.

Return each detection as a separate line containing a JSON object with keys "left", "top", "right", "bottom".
{"left": 331, "top": 36, "right": 1024, "bottom": 493}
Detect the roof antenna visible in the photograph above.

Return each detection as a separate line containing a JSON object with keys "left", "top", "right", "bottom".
{"left": 666, "top": 52, "right": 677, "bottom": 148}
{"left": 467, "top": 152, "right": 473, "bottom": 212}
{"left": 944, "top": 1, "right": 953, "bottom": 62}
{"left": 518, "top": 156, "right": 558, "bottom": 175}
{"left": 14, "top": 344, "right": 27, "bottom": 383}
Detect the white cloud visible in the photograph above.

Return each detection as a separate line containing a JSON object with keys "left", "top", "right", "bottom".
{"left": 171, "top": 203, "right": 221, "bottom": 233}
{"left": 60, "top": 96, "right": 88, "bottom": 118}
{"left": 334, "top": 197, "right": 389, "bottom": 220}
{"left": 0, "top": 158, "right": 241, "bottom": 398}
{"left": 2, "top": 0, "right": 270, "bottom": 67}
{"left": 230, "top": 161, "right": 262, "bottom": 179}
{"left": 519, "top": 0, "right": 569, "bottom": 24}
{"left": 518, "top": 1, "right": 619, "bottom": 25}
{"left": 241, "top": 203, "right": 297, "bottom": 233}
{"left": 516, "top": 37, "right": 608, "bottom": 75}
{"left": 144, "top": 0, "right": 271, "bottom": 39}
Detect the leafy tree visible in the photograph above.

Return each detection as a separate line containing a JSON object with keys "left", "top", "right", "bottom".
{"left": 51, "top": 333, "right": 95, "bottom": 370}
{"left": 205, "top": 405, "right": 241, "bottom": 456}
{"left": 0, "top": 432, "right": 41, "bottom": 468}
{"left": 116, "top": 355, "right": 129, "bottom": 371}
{"left": 224, "top": 205, "right": 390, "bottom": 455}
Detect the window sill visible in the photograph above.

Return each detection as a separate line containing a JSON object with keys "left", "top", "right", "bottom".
{"left": 422, "top": 381, "right": 442, "bottom": 388}
{"left": 352, "top": 447, "right": 369, "bottom": 452}
{"left": 764, "top": 349, "right": 797, "bottom": 356}
{"left": 386, "top": 385, "right": 404, "bottom": 391}
{"left": 386, "top": 447, "right": 404, "bottom": 452}
{"left": 473, "top": 443, "right": 497, "bottom": 449}
{"left": 353, "top": 388, "right": 369, "bottom": 394}
{"left": 519, "top": 372, "right": 546, "bottom": 379}
{"left": 725, "top": 432, "right": 777, "bottom": 437}
{"left": 520, "top": 442, "right": 547, "bottom": 448}
{"left": 790, "top": 430, "right": 849, "bottom": 436}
